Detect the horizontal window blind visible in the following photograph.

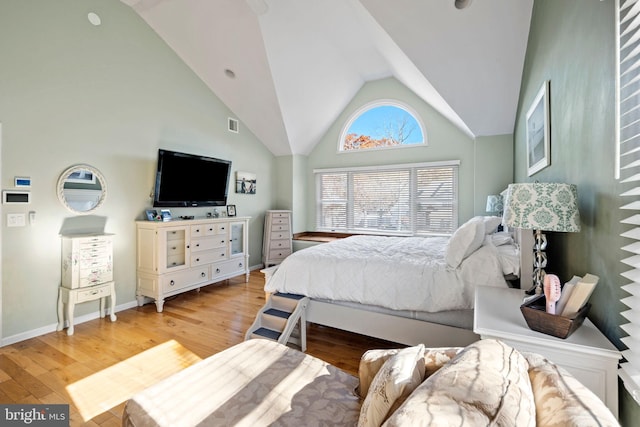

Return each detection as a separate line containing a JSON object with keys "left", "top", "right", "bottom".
{"left": 316, "top": 162, "right": 458, "bottom": 236}
{"left": 618, "top": 0, "right": 640, "bottom": 404}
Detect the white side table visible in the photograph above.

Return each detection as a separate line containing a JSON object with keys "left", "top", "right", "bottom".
{"left": 474, "top": 286, "right": 621, "bottom": 418}
{"left": 57, "top": 281, "right": 117, "bottom": 336}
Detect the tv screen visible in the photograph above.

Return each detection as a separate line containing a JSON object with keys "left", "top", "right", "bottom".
{"left": 153, "top": 149, "right": 232, "bottom": 207}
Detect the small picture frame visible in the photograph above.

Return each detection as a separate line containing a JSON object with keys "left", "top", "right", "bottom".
{"left": 160, "top": 209, "right": 172, "bottom": 222}
{"left": 227, "top": 205, "right": 236, "bottom": 217}
{"left": 145, "top": 209, "right": 158, "bottom": 221}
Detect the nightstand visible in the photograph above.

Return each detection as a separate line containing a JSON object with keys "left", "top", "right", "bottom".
{"left": 474, "top": 286, "right": 621, "bottom": 418}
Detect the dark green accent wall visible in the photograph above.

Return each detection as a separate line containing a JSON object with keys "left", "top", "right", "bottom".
{"left": 515, "top": 0, "right": 636, "bottom": 422}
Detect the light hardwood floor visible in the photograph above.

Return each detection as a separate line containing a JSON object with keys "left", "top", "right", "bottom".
{"left": 0, "top": 270, "right": 399, "bottom": 426}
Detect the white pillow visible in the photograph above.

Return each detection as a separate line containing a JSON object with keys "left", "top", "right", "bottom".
{"left": 358, "top": 344, "right": 425, "bottom": 427}
{"left": 483, "top": 216, "right": 502, "bottom": 234}
{"left": 491, "top": 231, "right": 514, "bottom": 246}
{"left": 445, "top": 217, "right": 485, "bottom": 268}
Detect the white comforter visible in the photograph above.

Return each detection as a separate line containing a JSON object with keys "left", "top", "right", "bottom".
{"left": 264, "top": 235, "right": 508, "bottom": 313}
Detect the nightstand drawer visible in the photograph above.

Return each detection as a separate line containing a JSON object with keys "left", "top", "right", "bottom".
{"left": 75, "top": 284, "right": 111, "bottom": 303}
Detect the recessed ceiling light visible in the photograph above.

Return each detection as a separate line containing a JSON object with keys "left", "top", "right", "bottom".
{"left": 88, "top": 12, "right": 101, "bottom": 26}
{"left": 454, "top": 0, "right": 473, "bottom": 9}
{"left": 224, "top": 69, "right": 236, "bottom": 79}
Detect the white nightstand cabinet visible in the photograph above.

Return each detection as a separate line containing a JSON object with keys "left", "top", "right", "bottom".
{"left": 262, "top": 210, "right": 292, "bottom": 267}
{"left": 57, "top": 233, "right": 117, "bottom": 336}
{"left": 136, "top": 217, "right": 250, "bottom": 312}
{"left": 474, "top": 286, "right": 621, "bottom": 418}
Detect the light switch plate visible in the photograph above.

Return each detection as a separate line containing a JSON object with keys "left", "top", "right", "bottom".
{"left": 7, "top": 213, "right": 26, "bottom": 227}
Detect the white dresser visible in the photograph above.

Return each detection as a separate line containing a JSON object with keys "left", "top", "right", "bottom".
{"left": 474, "top": 286, "right": 621, "bottom": 418}
{"left": 262, "top": 210, "right": 292, "bottom": 267}
{"left": 57, "top": 233, "right": 117, "bottom": 336}
{"left": 136, "top": 217, "right": 250, "bottom": 312}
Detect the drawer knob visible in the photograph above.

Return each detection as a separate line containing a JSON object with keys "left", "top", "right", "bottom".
{"left": 201, "top": 272, "right": 206, "bottom": 277}
{"left": 195, "top": 229, "right": 200, "bottom": 233}
{"left": 196, "top": 243, "right": 200, "bottom": 247}
{"left": 216, "top": 268, "right": 221, "bottom": 273}
{"left": 170, "top": 280, "right": 175, "bottom": 286}
{"left": 238, "top": 262, "right": 243, "bottom": 267}
{"left": 196, "top": 258, "right": 200, "bottom": 262}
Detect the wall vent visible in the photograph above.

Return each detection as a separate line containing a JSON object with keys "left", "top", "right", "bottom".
{"left": 228, "top": 117, "right": 239, "bottom": 133}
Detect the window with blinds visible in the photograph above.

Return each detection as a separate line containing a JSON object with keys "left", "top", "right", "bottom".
{"left": 617, "top": 0, "right": 640, "bottom": 404}
{"left": 315, "top": 161, "right": 459, "bottom": 236}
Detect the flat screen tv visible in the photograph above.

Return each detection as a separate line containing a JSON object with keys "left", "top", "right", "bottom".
{"left": 153, "top": 149, "right": 232, "bottom": 207}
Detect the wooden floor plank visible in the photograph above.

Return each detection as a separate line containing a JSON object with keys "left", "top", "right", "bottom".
{"left": 0, "top": 270, "right": 398, "bottom": 426}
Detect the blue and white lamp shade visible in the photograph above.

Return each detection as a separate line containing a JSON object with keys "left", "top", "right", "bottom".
{"left": 503, "top": 183, "right": 581, "bottom": 232}
{"left": 486, "top": 194, "right": 504, "bottom": 213}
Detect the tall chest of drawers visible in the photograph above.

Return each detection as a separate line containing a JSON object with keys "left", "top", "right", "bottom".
{"left": 57, "top": 233, "right": 117, "bottom": 335}
{"left": 262, "top": 210, "right": 292, "bottom": 267}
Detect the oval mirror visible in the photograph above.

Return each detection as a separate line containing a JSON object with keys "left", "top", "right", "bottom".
{"left": 57, "top": 164, "right": 107, "bottom": 214}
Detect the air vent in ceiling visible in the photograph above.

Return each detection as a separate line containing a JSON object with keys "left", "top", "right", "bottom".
{"left": 228, "top": 117, "right": 239, "bottom": 133}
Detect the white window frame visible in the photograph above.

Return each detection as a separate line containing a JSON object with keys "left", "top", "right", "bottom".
{"left": 314, "top": 160, "right": 459, "bottom": 236}
{"left": 338, "top": 99, "right": 427, "bottom": 153}
{"left": 617, "top": 0, "right": 640, "bottom": 405}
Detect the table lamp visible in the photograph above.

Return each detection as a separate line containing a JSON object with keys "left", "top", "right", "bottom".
{"left": 486, "top": 194, "right": 504, "bottom": 216}
{"left": 502, "top": 183, "right": 581, "bottom": 295}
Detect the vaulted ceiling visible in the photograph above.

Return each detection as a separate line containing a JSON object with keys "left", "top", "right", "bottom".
{"left": 120, "top": 0, "right": 533, "bottom": 156}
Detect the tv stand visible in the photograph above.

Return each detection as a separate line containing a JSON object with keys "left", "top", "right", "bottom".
{"left": 135, "top": 217, "right": 250, "bottom": 312}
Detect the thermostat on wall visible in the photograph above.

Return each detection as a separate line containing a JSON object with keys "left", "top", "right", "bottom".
{"left": 3, "top": 190, "right": 30, "bottom": 204}
{"left": 14, "top": 176, "right": 31, "bottom": 187}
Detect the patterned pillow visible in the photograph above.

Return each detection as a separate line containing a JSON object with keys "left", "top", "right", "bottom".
{"left": 357, "top": 348, "right": 400, "bottom": 398}
{"left": 423, "top": 347, "right": 462, "bottom": 378}
{"left": 384, "top": 339, "right": 536, "bottom": 427}
{"left": 358, "top": 344, "right": 425, "bottom": 427}
{"left": 524, "top": 352, "right": 618, "bottom": 427}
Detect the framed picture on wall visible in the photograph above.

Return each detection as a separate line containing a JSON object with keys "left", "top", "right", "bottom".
{"left": 227, "top": 205, "right": 236, "bottom": 217}
{"left": 526, "top": 80, "right": 551, "bottom": 176}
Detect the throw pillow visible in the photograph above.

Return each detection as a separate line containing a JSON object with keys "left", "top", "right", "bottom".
{"left": 357, "top": 348, "right": 400, "bottom": 398}
{"left": 358, "top": 344, "right": 425, "bottom": 427}
{"left": 384, "top": 339, "right": 536, "bottom": 427}
{"left": 445, "top": 216, "right": 485, "bottom": 268}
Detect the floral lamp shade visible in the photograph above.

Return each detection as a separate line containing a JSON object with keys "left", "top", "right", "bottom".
{"left": 486, "top": 194, "right": 504, "bottom": 214}
{"left": 503, "top": 183, "right": 581, "bottom": 232}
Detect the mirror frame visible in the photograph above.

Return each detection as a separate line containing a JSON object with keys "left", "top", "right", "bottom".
{"left": 57, "top": 164, "right": 107, "bottom": 214}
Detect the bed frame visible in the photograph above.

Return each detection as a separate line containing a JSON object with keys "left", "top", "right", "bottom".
{"left": 270, "top": 228, "right": 534, "bottom": 348}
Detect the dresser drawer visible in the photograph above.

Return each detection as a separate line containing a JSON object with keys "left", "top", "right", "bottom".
{"left": 79, "top": 268, "right": 113, "bottom": 288}
{"left": 269, "top": 230, "right": 290, "bottom": 241}
{"left": 75, "top": 283, "right": 111, "bottom": 303}
{"left": 268, "top": 239, "right": 291, "bottom": 250}
{"left": 268, "top": 248, "right": 292, "bottom": 261}
{"left": 211, "top": 259, "right": 246, "bottom": 279}
{"left": 270, "top": 217, "right": 290, "bottom": 226}
{"left": 191, "top": 236, "right": 226, "bottom": 252}
{"left": 271, "top": 212, "right": 290, "bottom": 219}
{"left": 192, "top": 223, "right": 227, "bottom": 237}
{"left": 162, "top": 268, "right": 209, "bottom": 293}
{"left": 191, "top": 250, "right": 227, "bottom": 266}
{"left": 270, "top": 224, "right": 290, "bottom": 232}
{"left": 78, "top": 254, "right": 111, "bottom": 269}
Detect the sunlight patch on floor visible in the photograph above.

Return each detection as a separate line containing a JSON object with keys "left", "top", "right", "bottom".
{"left": 66, "top": 339, "right": 201, "bottom": 422}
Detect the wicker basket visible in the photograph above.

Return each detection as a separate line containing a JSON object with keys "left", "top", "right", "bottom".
{"left": 520, "top": 295, "right": 590, "bottom": 339}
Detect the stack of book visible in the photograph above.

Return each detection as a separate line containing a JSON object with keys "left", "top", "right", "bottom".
{"left": 555, "top": 274, "right": 599, "bottom": 318}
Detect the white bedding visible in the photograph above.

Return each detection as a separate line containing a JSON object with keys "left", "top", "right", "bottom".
{"left": 264, "top": 235, "right": 511, "bottom": 313}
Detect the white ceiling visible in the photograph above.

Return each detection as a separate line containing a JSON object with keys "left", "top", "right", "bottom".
{"left": 120, "top": 0, "right": 533, "bottom": 156}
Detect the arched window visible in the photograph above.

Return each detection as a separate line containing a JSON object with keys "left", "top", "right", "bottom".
{"left": 339, "top": 100, "right": 426, "bottom": 152}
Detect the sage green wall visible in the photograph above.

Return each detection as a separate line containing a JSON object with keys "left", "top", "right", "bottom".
{"left": 0, "top": 0, "right": 275, "bottom": 341}
{"left": 305, "top": 77, "right": 509, "bottom": 230}
{"left": 515, "top": 0, "right": 636, "bottom": 422}
{"left": 474, "top": 134, "right": 514, "bottom": 215}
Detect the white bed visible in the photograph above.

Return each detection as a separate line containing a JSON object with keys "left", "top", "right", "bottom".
{"left": 264, "top": 216, "right": 533, "bottom": 347}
